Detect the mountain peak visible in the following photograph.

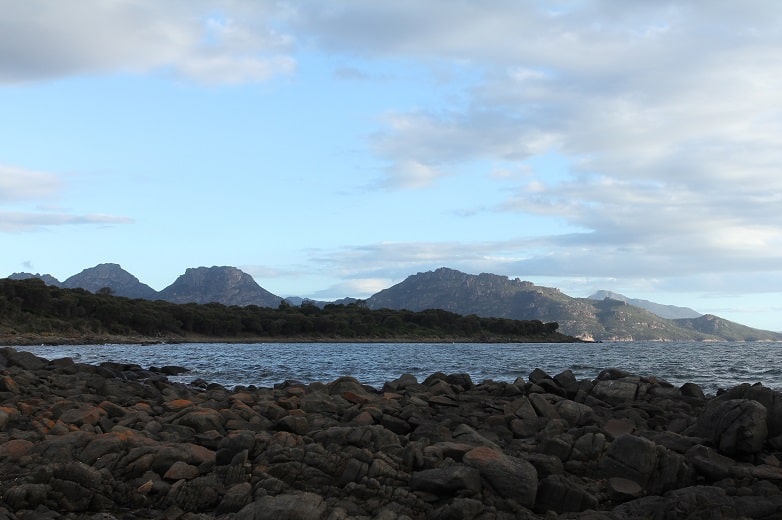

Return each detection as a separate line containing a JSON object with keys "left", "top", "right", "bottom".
{"left": 158, "top": 266, "right": 282, "bottom": 307}
{"left": 8, "top": 272, "right": 62, "bottom": 287}
{"left": 62, "top": 263, "right": 158, "bottom": 299}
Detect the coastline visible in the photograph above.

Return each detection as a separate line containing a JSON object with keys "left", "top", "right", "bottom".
{"left": 0, "top": 331, "right": 582, "bottom": 347}
{"left": 0, "top": 346, "right": 781, "bottom": 518}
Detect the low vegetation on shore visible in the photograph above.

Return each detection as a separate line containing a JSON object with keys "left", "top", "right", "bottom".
{"left": 0, "top": 278, "right": 574, "bottom": 345}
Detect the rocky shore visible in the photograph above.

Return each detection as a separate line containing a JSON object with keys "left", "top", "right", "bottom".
{"left": 0, "top": 347, "right": 781, "bottom": 518}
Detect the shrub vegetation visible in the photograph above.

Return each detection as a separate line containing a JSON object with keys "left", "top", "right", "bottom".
{"left": 0, "top": 278, "right": 572, "bottom": 343}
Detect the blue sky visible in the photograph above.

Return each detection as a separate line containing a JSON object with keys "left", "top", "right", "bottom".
{"left": 2, "top": 1, "right": 782, "bottom": 331}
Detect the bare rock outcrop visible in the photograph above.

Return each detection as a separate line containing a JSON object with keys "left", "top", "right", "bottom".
{"left": 0, "top": 348, "right": 781, "bottom": 518}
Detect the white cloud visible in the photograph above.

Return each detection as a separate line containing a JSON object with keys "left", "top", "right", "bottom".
{"left": 0, "top": 0, "right": 295, "bottom": 84}
{"left": 0, "top": 211, "right": 132, "bottom": 232}
{"left": 380, "top": 160, "right": 445, "bottom": 189}
{"left": 312, "top": 278, "right": 394, "bottom": 300}
{"left": 0, "top": 164, "right": 132, "bottom": 232}
{"left": 294, "top": 1, "right": 782, "bottom": 294}
{"left": 0, "top": 164, "right": 62, "bottom": 201}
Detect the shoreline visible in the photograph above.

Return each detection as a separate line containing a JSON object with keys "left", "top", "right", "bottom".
{"left": 0, "top": 332, "right": 582, "bottom": 347}
{"left": 1, "top": 347, "right": 781, "bottom": 518}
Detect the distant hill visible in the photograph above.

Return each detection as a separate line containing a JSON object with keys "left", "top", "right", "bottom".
{"left": 284, "top": 296, "right": 359, "bottom": 308}
{"left": 366, "top": 268, "right": 782, "bottom": 342}
{"left": 673, "top": 314, "right": 782, "bottom": 342}
{"left": 589, "top": 290, "right": 702, "bottom": 319}
{"left": 6, "top": 264, "right": 780, "bottom": 341}
{"left": 158, "top": 266, "right": 282, "bottom": 307}
{"left": 9, "top": 272, "right": 62, "bottom": 287}
{"left": 61, "top": 263, "right": 158, "bottom": 299}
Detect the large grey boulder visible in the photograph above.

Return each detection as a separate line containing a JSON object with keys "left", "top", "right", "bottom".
{"left": 410, "top": 465, "right": 481, "bottom": 495}
{"left": 591, "top": 379, "right": 639, "bottom": 405}
{"left": 463, "top": 446, "right": 538, "bottom": 508}
{"left": 695, "top": 398, "right": 768, "bottom": 455}
{"left": 601, "top": 434, "right": 658, "bottom": 487}
{"left": 714, "top": 383, "right": 782, "bottom": 441}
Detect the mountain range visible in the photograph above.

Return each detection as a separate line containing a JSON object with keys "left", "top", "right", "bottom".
{"left": 587, "top": 290, "right": 702, "bottom": 320}
{"left": 8, "top": 264, "right": 781, "bottom": 342}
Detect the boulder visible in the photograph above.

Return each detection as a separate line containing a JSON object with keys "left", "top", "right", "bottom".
{"left": 695, "top": 398, "right": 768, "bottom": 455}
{"left": 601, "top": 434, "right": 658, "bottom": 487}
{"left": 591, "top": 379, "right": 639, "bottom": 405}
{"left": 686, "top": 444, "right": 740, "bottom": 482}
{"left": 463, "top": 446, "right": 538, "bottom": 508}
{"left": 410, "top": 465, "right": 482, "bottom": 495}
{"left": 241, "top": 492, "right": 326, "bottom": 520}
{"left": 716, "top": 383, "right": 782, "bottom": 437}
{"left": 535, "top": 474, "right": 598, "bottom": 514}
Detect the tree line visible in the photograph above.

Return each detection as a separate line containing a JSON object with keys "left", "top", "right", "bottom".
{"left": 0, "top": 278, "right": 570, "bottom": 342}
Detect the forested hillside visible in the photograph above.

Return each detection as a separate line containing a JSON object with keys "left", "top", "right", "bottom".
{"left": 0, "top": 279, "right": 574, "bottom": 344}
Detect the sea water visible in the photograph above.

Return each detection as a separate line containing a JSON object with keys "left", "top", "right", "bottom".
{"left": 16, "top": 341, "right": 782, "bottom": 396}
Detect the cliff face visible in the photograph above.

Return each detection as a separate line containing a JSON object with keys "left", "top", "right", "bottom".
{"left": 158, "top": 266, "right": 282, "bottom": 307}
{"left": 61, "top": 263, "right": 158, "bottom": 299}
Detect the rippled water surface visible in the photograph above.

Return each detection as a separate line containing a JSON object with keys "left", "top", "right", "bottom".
{"left": 17, "top": 341, "right": 782, "bottom": 395}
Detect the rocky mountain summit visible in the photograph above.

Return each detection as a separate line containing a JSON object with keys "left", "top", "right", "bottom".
{"left": 157, "top": 266, "right": 282, "bottom": 308}
{"left": 8, "top": 272, "right": 62, "bottom": 287}
{"left": 1, "top": 347, "right": 782, "bottom": 518}
{"left": 61, "top": 263, "right": 158, "bottom": 300}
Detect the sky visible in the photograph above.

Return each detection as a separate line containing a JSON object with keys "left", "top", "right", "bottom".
{"left": 2, "top": 1, "right": 782, "bottom": 331}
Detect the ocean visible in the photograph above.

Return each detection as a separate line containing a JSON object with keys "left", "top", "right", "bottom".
{"left": 15, "top": 341, "right": 782, "bottom": 396}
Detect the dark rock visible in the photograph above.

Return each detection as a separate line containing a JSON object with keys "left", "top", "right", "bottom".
{"left": 445, "top": 373, "right": 474, "bottom": 390}
{"left": 716, "top": 383, "right": 782, "bottom": 437}
{"left": 535, "top": 474, "right": 599, "bottom": 514}
{"left": 528, "top": 393, "right": 558, "bottom": 419}
{"left": 174, "top": 407, "right": 226, "bottom": 435}
{"left": 529, "top": 367, "right": 552, "bottom": 385}
{"left": 430, "top": 497, "right": 485, "bottom": 520}
{"left": 607, "top": 477, "right": 643, "bottom": 503}
{"left": 4, "top": 484, "right": 49, "bottom": 510}
{"left": 686, "top": 444, "right": 738, "bottom": 481}
{"left": 4, "top": 356, "right": 782, "bottom": 519}
{"left": 591, "top": 379, "right": 639, "bottom": 404}
{"left": 601, "top": 434, "right": 658, "bottom": 487}
{"left": 240, "top": 492, "right": 326, "bottom": 520}
{"left": 4, "top": 349, "right": 48, "bottom": 371}
{"left": 556, "top": 399, "right": 594, "bottom": 427}
{"left": 215, "top": 482, "right": 252, "bottom": 515}
{"left": 170, "top": 475, "right": 221, "bottom": 512}
{"left": 410, "top": 465, "right": 482, "bottom": 495}
{"left": 156, "top": 365, "right": 190, "bottom": 376}
{"left": 463, "top": 446, "right": 538, "bottom": 507}
{"left": 695, "top": 398, "right": 768, "bottom": 455}
{"left": 680, "top": 382, "right": 706, "bottom": 399}
{"left": 570, "top": 431, "right": 606, "bottom": 461}
{"left": 525, "top": 452, "right": 565, "bottom": 479}
{"left": 553, "top": 369, "right": 577, "bottom": 388}
{"left": 603, "top": 418, "right": 635, "bottom": 440}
